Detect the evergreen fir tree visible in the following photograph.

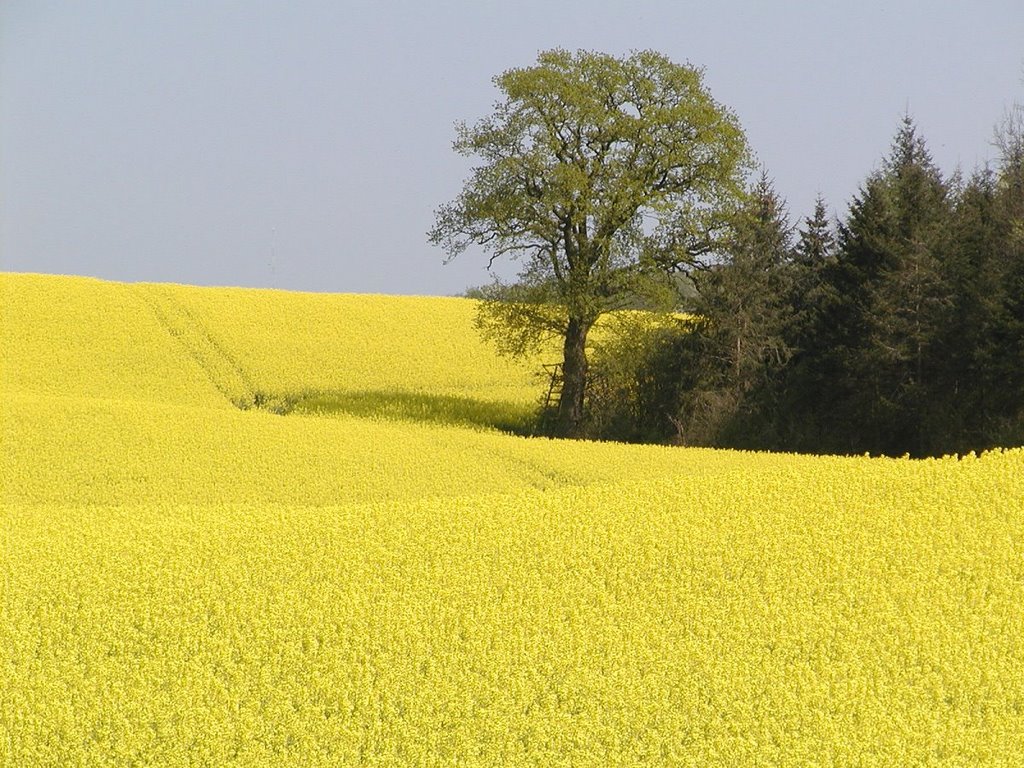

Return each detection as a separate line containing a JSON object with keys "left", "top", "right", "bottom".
{"left": 794, "top": 196, "right": 835, "bottom": 267}
{"left": 774, "top": 196, "right": 839, "bottom": 449}
{"left": 681, "top": 172, "right": 795, "bottom": 446}
{"left": 989, "top": 103, "right": 1024, "bottom": 444}
{"left": 822, "top": 116, "right": 954, "bottom": 454}
{"left": 789, "top": 196, "right": 836, "bottom": 342}
{"left": 936, "top": 169, "right": 1005, "bottom": 447}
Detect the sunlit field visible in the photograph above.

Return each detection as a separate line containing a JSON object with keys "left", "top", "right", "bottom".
{"left": 2, "top": 272, "right": 1023, "bottom": 766}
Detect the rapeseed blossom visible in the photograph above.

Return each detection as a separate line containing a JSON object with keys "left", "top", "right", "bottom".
{"left": 2, "top": 273, "right": 1023, "bottom": 766}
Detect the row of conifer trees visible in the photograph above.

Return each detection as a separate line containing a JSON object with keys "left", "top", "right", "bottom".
{"left": 589, "top": 110, "right": 1024, "bottom": 457}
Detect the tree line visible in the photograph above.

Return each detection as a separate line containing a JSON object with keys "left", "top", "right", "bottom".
{"left": 589, "top": 112, "right": 1024, "bottom": 456}
{"left": 432, "top": 49, "right": 1024, "bottom": 456}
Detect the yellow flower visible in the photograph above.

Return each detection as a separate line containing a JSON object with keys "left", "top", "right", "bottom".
{"left": 2, "top": 272, "right": 1023, "bottom": 765}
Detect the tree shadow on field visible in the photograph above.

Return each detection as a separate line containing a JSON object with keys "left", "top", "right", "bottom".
{"left": 287, "top": 390, "right": 538, "bottom": 435}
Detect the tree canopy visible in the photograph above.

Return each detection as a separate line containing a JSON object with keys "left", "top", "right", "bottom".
{"left": 429, "top": 49, "right": 751, "bottom": 436}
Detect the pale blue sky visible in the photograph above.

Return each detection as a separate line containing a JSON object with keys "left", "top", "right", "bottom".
{"left": 2, "top": 1, "right": 1022, "bottom": 295}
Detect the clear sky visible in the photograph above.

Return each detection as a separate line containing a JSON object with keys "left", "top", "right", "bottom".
{"left": 2, "top": 1, "right": 1022, "bottom": 296}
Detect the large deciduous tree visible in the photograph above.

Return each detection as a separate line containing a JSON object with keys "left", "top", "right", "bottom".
{"left": 429, "top": 49, "right": 750, "bottom": 437}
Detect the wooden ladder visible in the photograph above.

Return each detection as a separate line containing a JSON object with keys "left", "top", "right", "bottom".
{"left": 537, "top": 363, "right": 563, "bottom": 433}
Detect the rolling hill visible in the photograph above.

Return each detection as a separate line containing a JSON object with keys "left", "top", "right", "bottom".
{"left": 2, "top": 272, "right": 1022, "bottom": 766}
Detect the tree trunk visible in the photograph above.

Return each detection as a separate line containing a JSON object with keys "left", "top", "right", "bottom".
{"left": 556, "top": 315, "right": 591, "bottom": 438}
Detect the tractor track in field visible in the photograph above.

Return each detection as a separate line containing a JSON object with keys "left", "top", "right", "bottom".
{"left": 134, "top": 284, "right": 261, "bottom": 410}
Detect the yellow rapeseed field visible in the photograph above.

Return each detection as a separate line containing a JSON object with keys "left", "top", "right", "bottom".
{"left": 138, "top": 280, "right": 551, "bottom": 405}
{"left": 2, "top": 272, "right": 1023, "bottom": 766}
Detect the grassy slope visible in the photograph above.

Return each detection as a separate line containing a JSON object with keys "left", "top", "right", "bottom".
{"left": 2, "top": 272, "right": 1024, "bottom": 766}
